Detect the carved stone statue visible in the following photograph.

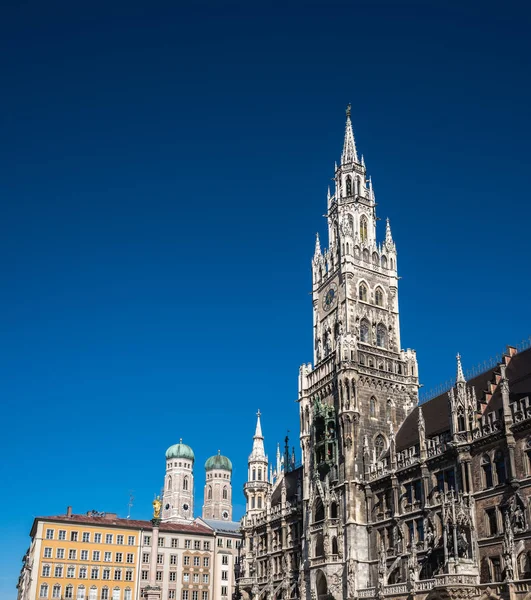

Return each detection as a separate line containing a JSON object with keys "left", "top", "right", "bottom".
{"left": 347, "top": 558, "right": 356, "bottom": 598}
{"left": 152, "top": 496, "right": 162, "bottom": 519}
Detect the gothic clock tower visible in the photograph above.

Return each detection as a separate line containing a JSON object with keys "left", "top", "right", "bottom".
{"left": 298, "top": 107, "right": 419, "bottom": 597}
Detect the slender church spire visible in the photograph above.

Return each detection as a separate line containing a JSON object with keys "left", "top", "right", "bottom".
{"left": 456, "top": 353, "right": 466, "bottom": 384}
{"left": 314, "top": 232, "right": 322, "bottom": 258}
{"left": 385, "top": 218, "right": 394, "bottom": 245}
{"left": 341, "top": 104, "right": 358, "bottom": 165}
{"left": 250, "top": 409, "right": 265, "bottom": 459}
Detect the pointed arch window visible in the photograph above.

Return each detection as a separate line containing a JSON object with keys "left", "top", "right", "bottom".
{"left": 360, "top": 320, "right": 370, "bottom": 344}
{"left": 494, "top": 450, "right": 507, "bottom": 484}
{"left": 363, "top": 249, "right": 370, "bottom": 262}
{"left": 167, "top": 476, "right": 172, "bottom": 490}
{"left": 222, "top": 486, "right": 228, "bottom": 500}
{"left": 481, "top": 455, "right": 493, "bottom": 488}
{"left": 360, "top": 217, "right": 368, "bottom": 242}
{"left": 252, "top": 469, "right": 256, "bottom": 481}
{"left": 257, "top": 468, "right": 262, "bottom": 481}
{"left": 369, "top": 397, "right": 376, "bottom": 418}
{"left": 332, "top": 536, "right": 338, "bottom": 555}
{"left": 374, "top": 434, "right": 386, "bottom": 458}
{"left": 346, "top": 176, "right": 352, "bottom": 196}
{"left": 381, "top": 255, "right": 388, "bottom": 269}
{"left": 359, "top": 283, "right": 368, "bottom": 302}
{"left": 376, "top": 324, "right": 387, "bottom": 348}
{"left": 375, "top": 288, "right": 384, "bottom": 307}
{"left": 183, "top": 477, "right": 189, "bottom": 491}
{"left": 207, "top": 486, "right": 212, "bottom": 500}
{"left": 372, "top": 252, "right": 379, "bottom": 265}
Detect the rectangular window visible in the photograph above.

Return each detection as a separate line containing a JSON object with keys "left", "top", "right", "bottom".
{"left": 81, "top": 550, "right": 89, "bottom": 561}
{"left": 192, "top": 574, "right": 199, "bottom": 583}
{"left": 142, "top": 553, "right": 150, "bottom": 563}
{"left": 101, "top": 590, "right": 108, "bottom": 600}
{"left": 183, "top": 556, "right": 190, "bottom": 566}
{"left": 79, "top": 567, "right": 87, "bottom": 579}
{"left": 202, "top": 575, "right": 209, "bottom": 584}
{"left": 182, "top": 592, "right": 189, "bottom": 600}
{"left": 416, "top": 518, "right": 424, "bottom": 542}
{"left": 82, "top": 532, "right": 90, "bottom": 543}
{"left": 116, "top": 553, "right": 123, "bottom": 563}
{"left": 67, "top": 567, "right": 75, "bottom": 578}
{"left": 221, "top": 571, "right": 228, "bottom": 581}
{"left": 69, "top": 549, "right": 77, "bottom": 560}
{"left": 192, "top": 592, "right": 198, "bottom": 600}
{"left": 158, "top": 537, "right": 165, "bottom": 547}
{"left": 89, "top": 589, "right": 97, "bottom": 600}
{"left": 57, "top": 549, "right": 65, "bottom": 559}
{"left": 94, "top": 533, "right": 102, "bottom": 544}
{"left": 193, "top": 557, "right": 200, "bottom": 566}
{"left": 157, "top": 554, "right": 164, "bottom": 564}
{"left": 125, "top": 570, "right": 133, "bottom": 581}
{"left": 59, "top": 530, "right": 67, "bottom": 541}
{"left": 42, "top": 565, "right": 51, "bottom": 577}
{"left": 44, "top": 547, "right": 52, "bottom": 558}
{"left": 71, "top": 531, "right": 78, "bottom": 542}
{"left": 203, "top": 557, "right": 209, "bottom": 567}
{"left": 156, "top": 571, "right": 163, "bottom": 581}
{"left": 491, "top": 556, "right": 502, "bottom": 582}
{"left": 222, "top": 555, "right": 228, "bottom": 565}
{"left": 143, "top": 536, "right": 151, "bottom": 546}
{"left": 487, "top": 508, "right": 498, "bottom": 535}
{"left": 169, "top": 592, "right": 176, "bottom": 600}
{"left": 46, "top": 529, "right": 54, "bottom": 540}
{"left": 170, "top": 555, "right": 177, "bottom": 565}
{"left": 202, "top": 593, "right": 208, "bottom": 600}
{"left": 185, "top": 540, "right": 191, "bottom": 549}
{"left": 65, "top": 587, "right": 74, "bottom": 599}
{"left": 92, "top": 551, "right": 100, "bottom": 561}
{"left": 171, "top": 538, "right": 178, "bottom": 548}
{"left": 217, "top": 539, "right": 223, "bottom": 547}
{"left": 128, "top": 536, "right": 135, "bottom": 546}
{"left": 117, "top": 535, "right": 124, "bottom": 545}
{"left": 105, "top": 534, "right": 113, "bottom": 544}
{"left": 141, "top": 571, "right": 149, "bottom": 581}
{"left": 114, "top": 569, "right": 121, "bottom": 580}
{"left": 126, "top": 553, "right": 134, "bottom": 563}
{"left": 203, "top": 542, "right": 210, "bottom": 551}
{"left": 221, "top": 587, "right": 228, "bottom": 597}
{"left": 53, "top": 585, "right": 61, "bottom": 599}
{"left": 91, "top": 568, "right": 99, "bottom": 579}
{"left": 104, "top": 552, "right": 112, "bottom": 562}
{"left": 183, "top": 574, "right": 189, "bottom": 583}
{"left": 102, "top": 570, "right": 110, "bottom": 581}
{"left": 226, "top": 540, "right": 232, "bottom": 548}
{"left": 194, "top": 540, "right": 201, "bottom": 550}
{"left": 40, "top": 584, "right": 49, "bottom": 598}
{"left": 169, "top": 572, "right": 176, "bottom": 582}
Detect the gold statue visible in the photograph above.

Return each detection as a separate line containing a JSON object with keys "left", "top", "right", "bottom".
{"left": 152, "top": 495, "right": 162, "bottom": 519}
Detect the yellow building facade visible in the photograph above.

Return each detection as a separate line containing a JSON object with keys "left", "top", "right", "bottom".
{"left": 23, "top": 511, "right": 141, "bottom": 600}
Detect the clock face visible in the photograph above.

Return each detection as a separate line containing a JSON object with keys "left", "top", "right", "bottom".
{"left": 322, "top": 284, "right": 338, "bottom": 311}
{"left": 222, "top": 510, "right": 229, "bottom": 520}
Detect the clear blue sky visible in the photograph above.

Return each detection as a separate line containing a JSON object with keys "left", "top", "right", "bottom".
{"left": 1, "top": 0, "right": 530, "bottom": 596}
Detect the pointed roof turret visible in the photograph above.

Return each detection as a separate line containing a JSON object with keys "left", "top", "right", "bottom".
{"left": 314, "top": 232, "right": 322, "bottom": 259}
{"left": 385, "top": 218, "right": 394, "bottom": 245}
{"left": 456, "top": 353, "right": 466, "bottom": 384}
{"left": 249, "top": 409, "right": 266, "bottom": 461}
{"left": 341, "top": 104, "right": 358, "bottom": 165}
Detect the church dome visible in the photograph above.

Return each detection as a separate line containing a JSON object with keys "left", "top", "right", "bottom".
{"left": 205, "top": 452, "right": 232, "bottom": 472}
{"left": 166, "top": 441, "right": 195, "bottom": 462}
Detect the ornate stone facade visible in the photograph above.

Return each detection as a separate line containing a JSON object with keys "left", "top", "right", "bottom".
{"left": 236, "top": 109, "right": 531, "bottom": 600}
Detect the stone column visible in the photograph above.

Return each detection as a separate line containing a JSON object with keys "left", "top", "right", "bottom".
{"left": 145, "top": 519, "right": 162, "bottom": 600}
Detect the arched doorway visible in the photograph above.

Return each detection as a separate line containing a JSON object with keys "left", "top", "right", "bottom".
{"left": 316, "top": 569, "right": 328, "bottom": 600}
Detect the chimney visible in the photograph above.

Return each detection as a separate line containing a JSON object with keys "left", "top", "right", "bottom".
{"left": 66, "top": 506, "right": 72, "bottom": 517}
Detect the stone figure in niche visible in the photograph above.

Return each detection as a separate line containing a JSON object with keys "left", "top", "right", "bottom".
{"left": 457, "top": 527, "right": 469, "bottom": 558}
{"left": 316, "top": 338, "right": 322, "bottom": 362}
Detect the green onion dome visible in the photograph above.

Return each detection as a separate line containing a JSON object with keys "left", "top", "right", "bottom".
{"left": 205, "top": 451, "right": 232, "bottom": 472}
{"left": 165, "top": 440, "right": 195, "bottom": 462}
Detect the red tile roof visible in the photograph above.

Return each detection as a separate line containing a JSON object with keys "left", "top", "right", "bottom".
{"left": 32, "top": 514, "right": 214, "bottom": 536}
